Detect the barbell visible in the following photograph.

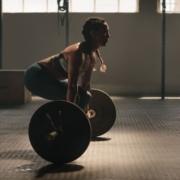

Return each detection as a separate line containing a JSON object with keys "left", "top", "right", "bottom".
{"left": 28, "top": 89, "right": 116, "bottom": 164}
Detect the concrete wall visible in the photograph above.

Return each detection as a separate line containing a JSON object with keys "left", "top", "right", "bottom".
{"left": 2, "top": 0, "right": 180, "bottom": 96}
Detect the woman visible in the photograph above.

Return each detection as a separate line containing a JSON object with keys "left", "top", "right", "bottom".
{"left": 24, "top": 17, "right": 110, "bottom": 114}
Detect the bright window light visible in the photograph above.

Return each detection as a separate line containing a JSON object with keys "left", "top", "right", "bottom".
{"left": 139, "top": 97, "right": 180, "bottom": 100}
{"left": 3, "top": 0, "right": 23, "bottom": 13}
{"left": 2, "top": 0, "right": 139, "bottom": 13}
{"left": 96, "top": 0, "right": 118, "bottom": 12}
{"left": 48, "top": 0, "right": 58, "bottom": 12}
{"left": 24, "top": 0, "right": 47, "bottom": 12}
{"left": 159, "top": 0, "right": 180, "bottom": 13}
{"left": 119, "top": 0, "right": 138, "bottom": 13}
{"left": 71, "top": 0, "right": 94, "bottom": 12}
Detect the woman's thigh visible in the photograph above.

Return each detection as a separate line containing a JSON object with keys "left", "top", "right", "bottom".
{"left": 24, "top": 63, "right": 67, "bottom": 100}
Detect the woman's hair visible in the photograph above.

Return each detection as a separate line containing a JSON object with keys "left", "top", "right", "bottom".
{"left": 82, "top": 17, "right": 107, "bottom": 72}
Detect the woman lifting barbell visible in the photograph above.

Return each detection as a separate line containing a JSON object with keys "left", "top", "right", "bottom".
{"left": 24, "top": 17, "right": 110, "bottom": 115}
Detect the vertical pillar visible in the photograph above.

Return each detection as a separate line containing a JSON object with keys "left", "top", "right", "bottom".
{"left": 65, "top": 0, "right": 69, "bottom": 47}
{"left": 0, "top": 0, "right": 2, "bottom": 69}
{"left": 57, "top": 0, "right": 69, "bottom": 47}
{"left": 161, "top": 0, "right": 166, "bottom": 99}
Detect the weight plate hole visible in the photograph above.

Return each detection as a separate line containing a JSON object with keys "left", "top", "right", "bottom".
{"left": 88, "top": 109, "right": 96, "bottom": 118}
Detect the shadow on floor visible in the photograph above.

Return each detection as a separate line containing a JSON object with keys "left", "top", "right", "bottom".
{"left": 0, "top": 150, "right": 84, "bottom": 178}
{"left": 35, "top": 163, "right": 84, "bottom": 178}
{"left": 91, "top": 137, "right": 111, "bottom": 141}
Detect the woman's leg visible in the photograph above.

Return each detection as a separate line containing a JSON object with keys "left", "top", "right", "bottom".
{"left": 24, "top": 63, "right": 91, "bottom": 110}
{"left": 24, "top": 63, "right": 67, "bottom": 100}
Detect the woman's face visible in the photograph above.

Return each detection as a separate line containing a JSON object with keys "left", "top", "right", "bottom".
{"left": 92, "top": 22, "right": 110, "bottom": 47}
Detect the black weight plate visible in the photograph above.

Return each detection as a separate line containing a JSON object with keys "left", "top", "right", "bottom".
{"left": 89, "top": 89, "right": 116, "bottom": 137}
{"left": 29, "top": 100, "right": 91, "bottom": 164}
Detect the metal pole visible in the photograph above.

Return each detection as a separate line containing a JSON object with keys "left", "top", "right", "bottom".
{"left": 0, "top": 0, "right": 2, "bottom": 69}
{"left": 65, "top": 0, "right": 69, "bottom": 47}
{"left": 161, "top": 0, "right": 166, "bottom": 99}
{"left": 57, "top": 0, "right": 69, "bottom": 47}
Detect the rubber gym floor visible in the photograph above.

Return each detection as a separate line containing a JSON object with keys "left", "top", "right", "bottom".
{"left": 0, "top": 96, "right": 180, "bottom": 180}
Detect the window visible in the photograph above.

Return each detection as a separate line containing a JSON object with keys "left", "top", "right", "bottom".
{"left": 3, "top": 0, "right": 23, "bottom": 13}
{"left": 119, "top": 0, "right": 138, "bottom": 13}
{"left": 71, "top": 0, "right": 94, "bottom": 12}
{"left": 48, "top": 0, "right": 58, "bottom": 12}
{"left": 95, "top": 0, "right": 118, "bottom": 12}
{"left": 2, "top": 0, "right": 138, "bottom": 13}
{"left": 24, "top": 0, "right": 47, "bottom": 12}
{"left": 158, "top": 0, "right": 180, "bottom": 13}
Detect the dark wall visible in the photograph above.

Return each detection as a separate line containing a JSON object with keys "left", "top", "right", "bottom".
{"left": 2, "top": 0, "right": 180, "bottom": 96}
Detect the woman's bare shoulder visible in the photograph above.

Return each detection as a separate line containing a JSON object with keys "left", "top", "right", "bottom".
{"left": 63, "top": 42, "right": 84, "bottom": 61}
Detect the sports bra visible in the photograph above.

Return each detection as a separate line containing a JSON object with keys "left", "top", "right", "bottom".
{"left": 53, "top": 51, "right": 93, "bottom": 78}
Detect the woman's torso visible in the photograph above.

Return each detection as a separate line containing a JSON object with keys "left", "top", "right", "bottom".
{"left": 38, "top": 42, "right": 95, "bottom": 80}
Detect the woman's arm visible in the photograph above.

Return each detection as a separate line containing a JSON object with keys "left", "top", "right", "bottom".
{"left": 66, "top": 50, "right": 82, "bottom": 103}
{"left": 81, "top": 64, "right": 94, "bottom": 91}
{"left": 80, "top": 62, "right": 94, "bottom": 113}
